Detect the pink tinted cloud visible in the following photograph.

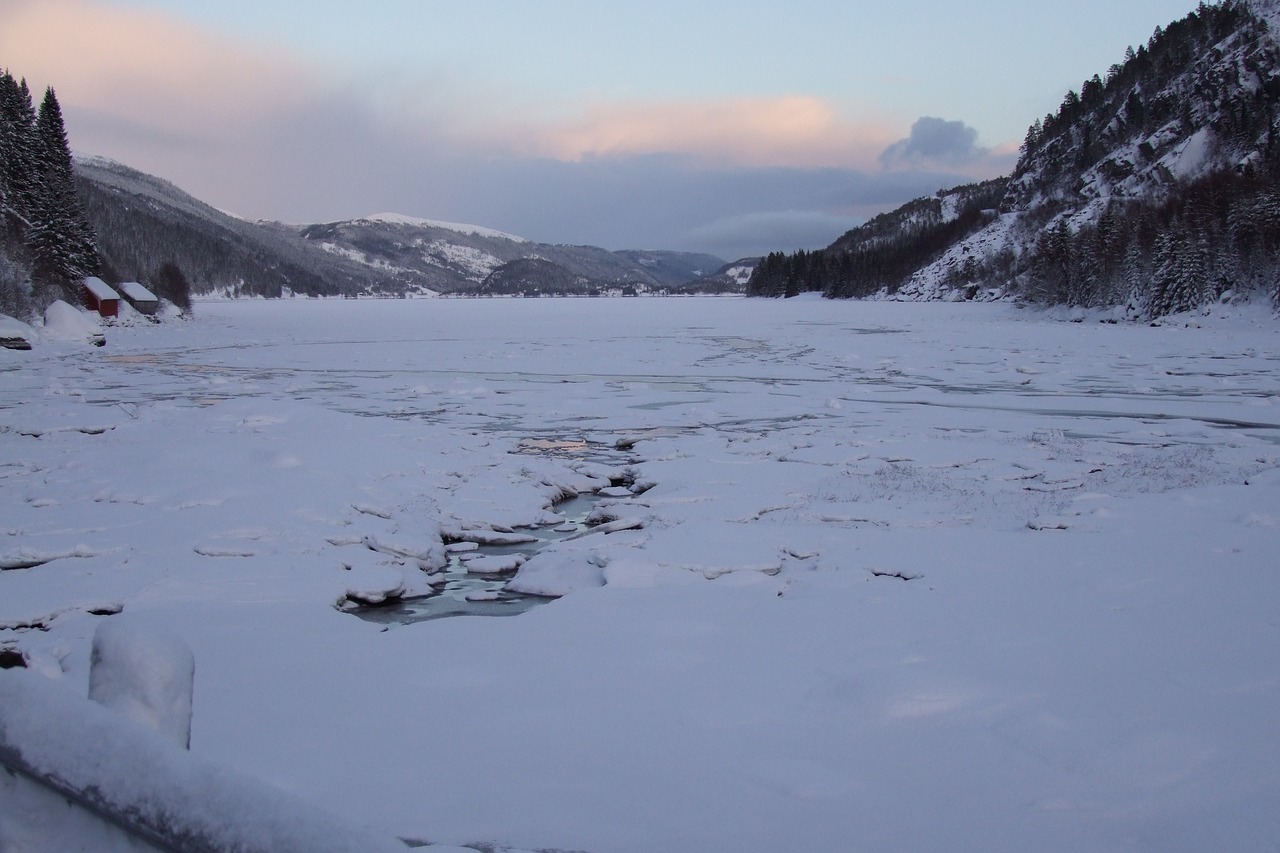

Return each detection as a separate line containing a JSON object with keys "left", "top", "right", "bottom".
{"left": 0, "top": 0, "right": 390, "bottom": 218}
{"left": 1, "top": 0, "right": 898, "bottom": 175}
{"left": 0, "top": 0, "right": 316, "bottom": 140}
{"left": 0, "top": 0, "right": 1015, "bottom": 235}
{"left": 506, "top": 95, "right": 902, "bottom": 170}
{"left": 0, "top": 0, "right": 1001, "bottom": 178}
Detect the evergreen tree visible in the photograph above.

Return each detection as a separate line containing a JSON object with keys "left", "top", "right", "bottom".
{"left": 0, "top": 80, "right": 7, "bottom": 215}
{"left": 1148, "top": 227, "right": 1212, "bottom": 318}
{"left": 1021, "top": 119, "right": 1043, "bottom": 156}
{"left": 28, "top": 87, "right": 98, "bottom": 289}
{"left": 0, "top": 73, "right": 40, "bottom": 227}
{"left": 152, "top": 260, "right": 193, "bottom": 314}
{"left": 1120, "top": 232, "right": 1150, "bottom": 313}
{"left": 1149, "top": 231, "right": 1181, "bottom": 318}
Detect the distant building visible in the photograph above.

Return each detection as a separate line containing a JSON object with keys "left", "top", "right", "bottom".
{"left": 118, "top": 281, "right": 159, "bottom": 316}
{"left": 82, "top": 277, "right": 120, "bottom": 318}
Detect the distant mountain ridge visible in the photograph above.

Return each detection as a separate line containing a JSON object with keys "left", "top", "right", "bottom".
{"left": 355, "top": 212, "right": 528, "bottom": 243}
{"left": 75, "top": 157, "right": 726, "bottom": 298}
{"left": 76, "top": 157, "right": 392, "bottom": 299}
{"left": 751, "top": 0, "right": 1280, "bottom": 316}
{"left": 300, "top": 215, "right": 724, "bottom": 296}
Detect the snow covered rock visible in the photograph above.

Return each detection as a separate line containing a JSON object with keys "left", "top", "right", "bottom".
{"left": 361, "top": 533, "right": 449, "bottom": 570}
{"left": 339, "top": 561, "right": 407, "bottom": 607}
{"left": 504, "top": 551, "right": 608, "bottom": 597}
{"left": 464, "top": 554, "right": 527, "bottom": 575}
{"left": 0, "top": 314, "right": 36, "bottom": 350}
{"left": 88, "top": 616, "right": 195, "bottom": 750}
{"left": 42, "top": 300, "right": 104, "bottom": 346}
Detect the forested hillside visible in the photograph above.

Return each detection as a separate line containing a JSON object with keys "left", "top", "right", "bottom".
{"left": 77, "top": 157, "right": 395, "bottom": 301}
{"left": 76, "top": 159, "right": 728, "bottom": 300}
{"left": 750, "top": 0, "right": 1280, "bottom": 317}
{"left": 749, "top": 179, "right": 1008, "bottom": 299}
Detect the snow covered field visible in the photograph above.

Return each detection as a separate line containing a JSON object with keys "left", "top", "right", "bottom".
{"left": 2, "top": 296, "right": 1279, "bottom": 852}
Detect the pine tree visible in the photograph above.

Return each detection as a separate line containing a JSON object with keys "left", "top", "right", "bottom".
{"left": 1181, "top": 232, "right": 1212, "bottom": 307}
{"left": 0, "top": 79, "right": 7, "bottom": 215}
{"left": 1148, "top": 226, "right": 1211, "bottom": 318}
{"left": 153, "top": 260, "right": 193, "bottom": 314}
{"left": 28, "top": 87, "right": 98, "bottom": 289}
{"left": 1120, "top": 232, "right": 1150, "bottom": 314}
{"left": 1149, "top": 231, "right": 1182, "bottom": 318}
{"left": 1021, "top": 119, "right": 1043, "bottom": 156}
{"left": 0, "top": 73, "right": 40, "bottom": 227}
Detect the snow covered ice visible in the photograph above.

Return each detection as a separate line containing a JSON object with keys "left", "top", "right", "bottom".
{"left": 1, "top": 296, "right": 1278, "bottom": 851}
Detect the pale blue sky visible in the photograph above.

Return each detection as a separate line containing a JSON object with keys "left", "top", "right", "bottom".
{"left": 96, "top": 0, "right": 1194, "bottom": 142}
{"left": 3, "top": 0, "right": 1200, "bottom": 258}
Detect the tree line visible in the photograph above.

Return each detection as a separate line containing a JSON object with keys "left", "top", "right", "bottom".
{"left": 749, "top": 163, "right": 1280, "bottom": 316}
{"left": 747, "top": 179, "right": 1007, "bottom": 300}
{"left": 1, "top": 69, "right": 99, "bottom": 317}
{"left": 748, "top": 0, "right": 1280, "bottom": 317}
{"left": 1021, "top": 167, "right": 1280, "bottom": 314}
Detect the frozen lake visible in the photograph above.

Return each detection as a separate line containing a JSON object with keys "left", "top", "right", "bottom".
{"left": 2, "top": 296, "right": 1279, "bottom": 851}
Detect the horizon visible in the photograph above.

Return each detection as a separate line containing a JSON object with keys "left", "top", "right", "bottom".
{"left": 4, "top": 0, "right": 1199, "bottom": 259}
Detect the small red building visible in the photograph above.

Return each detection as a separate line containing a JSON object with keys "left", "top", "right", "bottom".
{"left": 82, "top": 277, "right": 120, "bottom": 318}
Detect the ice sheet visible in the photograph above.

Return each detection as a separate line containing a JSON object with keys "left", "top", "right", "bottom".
{"left": 2, "top": 296, "right": 1278, "bottom": 852}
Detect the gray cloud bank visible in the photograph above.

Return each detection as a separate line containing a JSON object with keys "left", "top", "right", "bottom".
{"left": 69, "top": 95, "right": 1015, "bottom": 262}
{"left": 15, "top": 0, "right": 1022, "bottom": 264}
{"left": 879, "top": 116, "right": 1014, "bottom": 174}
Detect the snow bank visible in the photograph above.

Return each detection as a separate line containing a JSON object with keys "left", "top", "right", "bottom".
{"left": 0, "top": 314, "right": 36, "bottom": 350}
{"left": 88, "top": 616, "right": 195, "bottom": 749}
{"left": 42, "top": 300, "right": 104, "bottom": 346}
{"left": 0, "top": 669, "right": 408, "bottom": 852}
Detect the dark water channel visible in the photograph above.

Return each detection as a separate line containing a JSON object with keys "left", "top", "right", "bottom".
{"left": 353, "top": 437, "right": 641, "bottom": 626}
{"left": 353, "top": 493, "right": 604, "bottom": 626}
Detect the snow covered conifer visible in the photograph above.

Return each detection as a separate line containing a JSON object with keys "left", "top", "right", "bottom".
{"left": 0, "top": 73, "right": 40, "bottom": 227}
{"left": 1149, "top": 228, "right": 1210, "bottom": 318}
{"left": 35, "top": 88, "right": 75, "bottom": 189}
{"left": 29, "top": 87, "right": 98, "bottom": 290}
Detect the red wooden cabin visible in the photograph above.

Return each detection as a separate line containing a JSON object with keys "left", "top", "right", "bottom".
{"left": 82, "top": 277, "right": 121, "bottom": 318}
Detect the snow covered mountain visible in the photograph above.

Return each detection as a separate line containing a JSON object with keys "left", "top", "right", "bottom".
{"left": 681, "top": 258, "right": 763, "bottom": 294}
{"left": 76, "top": 158, "right": 725, "bottom": 298}
{"left": 76, "top": 157, "right": 396, "bottom": 299}
{"left": 752, "top": 0, "right": 1280, "bottom": 316}
{"left": 300, "top": 215, "right": 724, "bottom": 296}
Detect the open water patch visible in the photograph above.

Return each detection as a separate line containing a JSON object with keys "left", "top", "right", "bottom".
{"left": 352, "top": 437, "right": 645, "bottom": 627}
{"left": 352, "top": 493, "right": 617, "bottom": 626}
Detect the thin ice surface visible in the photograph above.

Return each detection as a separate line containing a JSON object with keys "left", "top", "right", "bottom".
{"left": 1, "top": 297, "right": 1277, "bottom": 852}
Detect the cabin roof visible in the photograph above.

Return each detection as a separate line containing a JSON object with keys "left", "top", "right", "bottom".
{"left": 83, "top": 277, "right": 120, "bottom": 301}
{"left": 119, "top": 281, "right": 158, "bottom": 302}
